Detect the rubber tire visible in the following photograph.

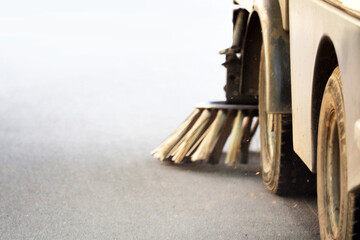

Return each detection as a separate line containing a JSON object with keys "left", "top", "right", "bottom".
{"left": 317, "top": 67, "right": 360, "bottom": 240}
{"left": 259, "top": 45, "right": 315, "bottom": 195}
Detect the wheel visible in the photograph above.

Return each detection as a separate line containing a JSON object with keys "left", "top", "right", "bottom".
{"left": 259, "top": 45, "right": 315, "bottom": 195}
{"left": 317, "top": 67, "right": 360, "bottom": 240}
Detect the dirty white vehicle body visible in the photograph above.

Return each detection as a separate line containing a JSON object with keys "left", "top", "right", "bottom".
{"left": 231, "top": 0, "right": 360, "bottom": 238}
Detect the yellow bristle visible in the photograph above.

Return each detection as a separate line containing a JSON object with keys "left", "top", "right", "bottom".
{"left": 225, "top": 110, "right": 244, "bottom": 167}
{"left": 239, "top": 115, "right": 257, "bottom": 164}
{"left": 171, "top": 109, "right": 212, "bottom": 163}
{"left": 184, "top": 109, "right": 218, "bottom": 157}
{"left": 166, "top": 110, "right": 210, "bottom": 159}
{"left": 186, "top": 124, "right": 212, "bottom": 157}
{"left": 191, "top": 110, "right": 227, "bottom": 162}
{"left": 151, "top": 108, "right": 202, "bottom": 160}
{"left": 208, "top": 110, "right": 236, "bottom": 164}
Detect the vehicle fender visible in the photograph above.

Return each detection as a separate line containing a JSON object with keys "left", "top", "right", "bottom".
{"left": 243, "top": 0, "right": 291, "bottom": 113}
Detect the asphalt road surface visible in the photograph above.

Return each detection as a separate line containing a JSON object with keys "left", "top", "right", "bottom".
{"left": 0, "top": 1, "right": 319, "bottom": 239}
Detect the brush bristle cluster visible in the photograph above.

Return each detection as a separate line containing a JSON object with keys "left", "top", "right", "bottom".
{"left": 152, "top": 107, "right": 255, "bottom": 167}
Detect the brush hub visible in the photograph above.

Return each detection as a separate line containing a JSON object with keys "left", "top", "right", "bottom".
{"left": 196, "top": 101, "right": 258, "bottom": 116}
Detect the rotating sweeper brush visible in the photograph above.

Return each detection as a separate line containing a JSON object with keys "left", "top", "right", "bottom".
{"left": 152, "top": 8, "right": 260, "bottom": 166}
{"left": 151, "top": 102, "right": 258, "bottom": 167}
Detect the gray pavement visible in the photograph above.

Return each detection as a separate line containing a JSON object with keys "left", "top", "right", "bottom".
{"left": 0, "top": 1, "right": 319, "bottom": 239}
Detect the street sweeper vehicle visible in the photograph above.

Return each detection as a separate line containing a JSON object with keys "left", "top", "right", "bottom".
{"left": 152, "top": 0, "right": 360, "bottom": 239}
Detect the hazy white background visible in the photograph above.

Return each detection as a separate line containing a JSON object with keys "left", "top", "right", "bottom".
{"left": 0, "top": 0, "right": 259, "bottom": 153}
